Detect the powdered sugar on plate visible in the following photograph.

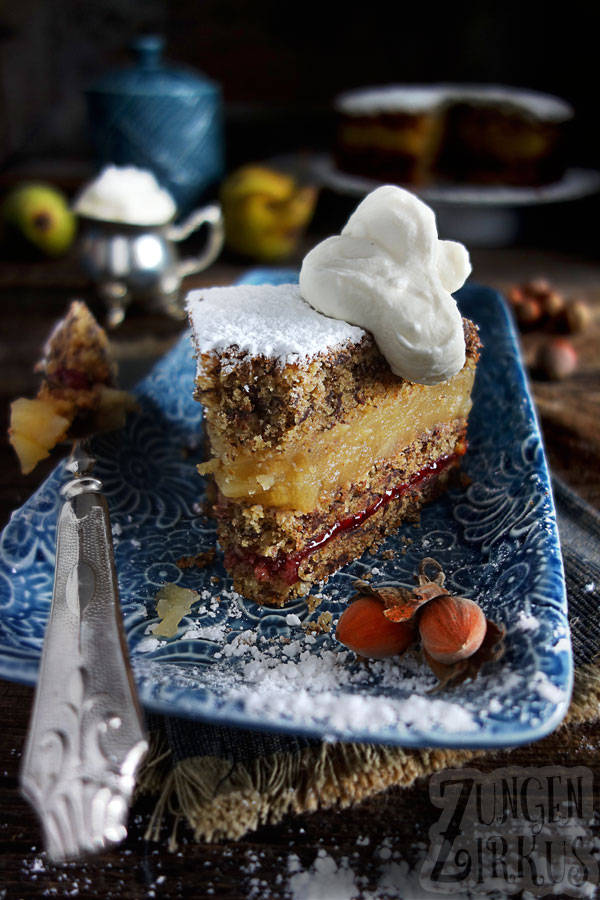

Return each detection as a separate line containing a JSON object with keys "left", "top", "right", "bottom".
{"left": 130, "top": 585, "right": 535, "bottom": 741}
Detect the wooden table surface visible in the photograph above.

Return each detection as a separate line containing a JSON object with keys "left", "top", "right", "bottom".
{"left": 1, "top": 240, "right": 599, "bottom": 899}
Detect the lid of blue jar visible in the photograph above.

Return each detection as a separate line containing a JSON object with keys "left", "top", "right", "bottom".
{"left": 88, "top": 35, "right": 219, "bottom": 99}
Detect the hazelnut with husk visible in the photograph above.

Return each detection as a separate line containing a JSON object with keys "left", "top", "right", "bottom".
{"left": 508, "top": 278, "right": 593, "bottom": 341}
{"left": 524, "top": 278, "right": 551, "bottom": 298}
{"left": 541, "top": 290, "right": 565, "bottom": 319}
{"left": 335, "top": 558, "right": 505, "bottom": 688}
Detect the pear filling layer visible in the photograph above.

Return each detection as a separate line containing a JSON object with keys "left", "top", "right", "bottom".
{"left": 199, "top": 363, "right": 475, "bottom": 513}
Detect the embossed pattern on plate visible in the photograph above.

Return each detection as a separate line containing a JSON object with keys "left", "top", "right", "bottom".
{"left": 0, "top": 273, "right": 571, "bottom": 748}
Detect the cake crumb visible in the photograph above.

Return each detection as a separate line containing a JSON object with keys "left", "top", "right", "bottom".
{"left": 318, "top": 611, "right": 333, "bottom": 632}
{"left": 176, "top": 549, "right": 216, "bottom": 570}
{"left": 304, "top": 611, "right": 333, "bottom": 635}
{"left": 306, "top": 594, "right": 323, "bottom": 614}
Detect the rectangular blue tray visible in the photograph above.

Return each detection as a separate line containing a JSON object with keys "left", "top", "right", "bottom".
{"left": 0, "top": 273, "right": 571, "bottom": 748}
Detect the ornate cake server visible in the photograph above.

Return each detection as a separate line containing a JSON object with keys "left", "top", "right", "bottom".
{"left": 20, "top": 440, "right": 148, "bottom": 863}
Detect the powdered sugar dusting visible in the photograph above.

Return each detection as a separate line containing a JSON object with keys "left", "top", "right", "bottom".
{"left": 186, "top": 283, "right": 365, "bottom": 368}
{"left": 531, "top": 670, "right": 570, "bottom": 708}
{"left": 132, "top": 587, "right": 485, "bottom": 740}
{"left": 515, "top": 610, "right": 540, "bottom": 632}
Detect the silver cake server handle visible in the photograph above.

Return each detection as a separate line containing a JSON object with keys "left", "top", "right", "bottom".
{"left": 20, "top": 441, "right": 148, "bottom": 863}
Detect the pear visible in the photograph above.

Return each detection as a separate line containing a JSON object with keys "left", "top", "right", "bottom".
{"left": 220, "top": 165, "right": 317, "bottom": 262}
{"left": 2, "top": 182, "right": 77, "bottom": 257}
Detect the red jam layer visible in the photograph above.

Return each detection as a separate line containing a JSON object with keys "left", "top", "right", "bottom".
{"left": 225, "top": 449, "right": 462, "bottom": 587}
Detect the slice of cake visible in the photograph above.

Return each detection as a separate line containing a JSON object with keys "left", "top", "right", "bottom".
{"left": 188, "top": 186, "right": 481, "bottom": 606}
{"left": 9, "top": 301, "right": 136, "bottom": 474}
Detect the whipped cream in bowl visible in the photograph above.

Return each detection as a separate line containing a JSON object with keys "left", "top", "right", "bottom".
{"left": 299, "top": 185, "right": 471, "bottom": 385}
{"left": 73, "top": 165, "right": 177, "bottom": 226}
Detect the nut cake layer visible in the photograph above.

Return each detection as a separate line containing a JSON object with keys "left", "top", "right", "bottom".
{"left": 191, "top": 282, "right": 479, "bottom": 462}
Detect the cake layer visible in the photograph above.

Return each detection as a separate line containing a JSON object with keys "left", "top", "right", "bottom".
{"left": 195, "top": 331, "right": 385, "bottom": 460}
{"left": 199, "top": 357, "right": 476, "bottom": 513}
{"left": 215, "top": 419, "right": 467, "bottom": 605}
{"left": 191, "top": 281, "right": 480, "bottom": 463}
{"left": 190, "top": 283, "right": 387, "bottom": 459}
{"left": 222, "top": 446, "right": 462, "bottom": 606}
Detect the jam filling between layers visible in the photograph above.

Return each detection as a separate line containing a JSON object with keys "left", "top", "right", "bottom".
{"left": 224, "top": 448, "right": 462, "bottom": 587}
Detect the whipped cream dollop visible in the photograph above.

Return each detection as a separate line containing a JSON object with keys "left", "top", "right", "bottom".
{"left": 73, "top": 165, "right": 177, "bottom": 225}
{"left": 299, "top": 185, "right": 471, "bottom": 385}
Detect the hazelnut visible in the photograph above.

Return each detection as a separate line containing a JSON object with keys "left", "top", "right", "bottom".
{"left": 418, "top": 594, "right": 487, "bottom": 664}
{"left": 335, "top": 595, "right": 415, "bottom": 659}
{"left": 525, "top": 278, "right": 551, "bottom": 299}
{"left": 565, "top": 298, "right": 593, "bottom": 334}
{"left": 541, "top": 290, "right": 565, "bottom": 319}
{"left": 536, "top": 337, "right": 578, "bottom": 380}
{"left": 507, "top": 286, "right": 524, "bottom": 306}
{"left": 515, "top": 297, "right": 543, "bottom": 327}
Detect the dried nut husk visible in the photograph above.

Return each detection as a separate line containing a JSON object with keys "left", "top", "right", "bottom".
{"left": 335, "top": 594, "right": 416, "bottom": 660}
{"left": 418, "top": 594, "right": 487, "bottom": 664}
{"left": 416, "top": 557, "right": 446, "bottom": 587}
{"left": 383, "top": 581, "right": 449, "bottom": 622}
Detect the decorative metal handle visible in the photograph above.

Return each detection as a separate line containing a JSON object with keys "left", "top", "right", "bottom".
{"left": 167, "top": 203, "right": 225, "bottom": 278}
{"left": 20, "top": 446, "right": 148, "bottom": 863}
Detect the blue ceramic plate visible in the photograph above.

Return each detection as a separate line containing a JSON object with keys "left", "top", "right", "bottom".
{"left": 0, "top": 272, "right": 571, "bottom": 748}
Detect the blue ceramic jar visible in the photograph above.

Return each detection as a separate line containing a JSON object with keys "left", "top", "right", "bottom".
{"left": 86, "top": 35, "right": 224, "bottom": 215}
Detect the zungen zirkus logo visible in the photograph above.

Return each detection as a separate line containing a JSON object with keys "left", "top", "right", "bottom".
{"left": 421, "top": 766, "right": 598, "bottom": 896}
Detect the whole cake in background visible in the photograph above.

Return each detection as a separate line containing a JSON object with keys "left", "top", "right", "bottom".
{"left": 334, "top": 84, "right": 573, "bottom": 187}
{"left": 187, "top": 186, "right": 481, "bottom": 606}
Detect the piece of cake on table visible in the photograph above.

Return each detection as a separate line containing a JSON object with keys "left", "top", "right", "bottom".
{"left": 188, "top": 185, "right": 481, "bottom": 606}
{"left": 9, "top": 301, "right": 136, "bottom": 474}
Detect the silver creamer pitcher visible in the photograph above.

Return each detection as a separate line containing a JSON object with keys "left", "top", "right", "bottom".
{"left": 78, "top": 203, "right": 224, "bottom": 327}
